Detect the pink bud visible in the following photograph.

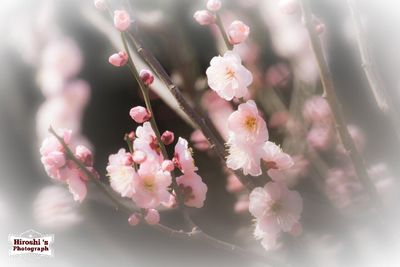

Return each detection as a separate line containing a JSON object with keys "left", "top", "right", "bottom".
{"left": 139, "top": 69, "right": 154, "bottom": 86}
{"left": 94, "top": 0, "right": 106, "bottom": 11}
{"left": 228, "top": 20, "right": 250, "bottom": 45}
{"left": 278, "top": 0, "right": 300, "bottom": 15}
{"left": 206, "top": 0, "right": 221, "bottom": 12}
{"left": 129, "top": 106, "right": 151, "bottom": 123}
{"left": 132, "top": 150, "right": 147, "bottom": 164}
{"left": 114, "top": 10, "right": 131, "bottom": 32}
{"left": 161, "top": 131, "right": 174, "bottom": 145}
{"left": 108, "top": 51, "right": 128, "bottom": 67}
{"left": 75, "top": 145, "right": 93, "bottom": 166}
{"left": 162, "top": 160, "right": 175, "bottom": 172}
{"left": 315, "top": 23, "right": 325, "bottom": 34}
{"left": 193, "top": 10, "right": 216, "bottom": 26}
{"left": 128, "top": 213, "right": 141, "bottom": 226}
{"left": 144, "top": 209, "right": 160, "bottom": 225}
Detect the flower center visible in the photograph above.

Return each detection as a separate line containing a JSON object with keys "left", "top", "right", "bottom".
{"left": 143, "top": 177, "right": 155, "bottom": 192}
{"left": 179, "top": 184, "right": 195, "bottom": 202}
{"left": 225, "top": 67, "right": 236, "bottom": 80}
{"left": 244, "top": 116, "right": 257, "bottom": 132}
{"left": 270, "top": 202, "right": 281, "bottom": 213}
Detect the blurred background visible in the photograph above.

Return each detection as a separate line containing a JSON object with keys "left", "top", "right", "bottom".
{"left": 1, "top": 0, "right": 400, "bottom": 266}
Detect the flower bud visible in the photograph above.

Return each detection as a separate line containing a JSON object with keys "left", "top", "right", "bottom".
{"left": 206, "top": 0, "right": 221, "bottom": 12}
{"left": 161, "top": 131, "right": 174, "bottom": 145}
{"left": 162, "top": 160, "right": 175, "bottom": 172}
{"left": 228, "top": 20, "right": 250, "bottom": 45}
{"left": 193, "top": 10, "right": 216, "bottom": 26}
{"left": 132, "top": 150, "right": 147, "bottom": 164}
{"left": 114, "top": 10, "right": 131, "bottom": 31}
{"left": 139, "top": 69, "right": 154, "bottom": 86}
{"left": 128, "top": 213, "right": 141, "bottom": 226}
{"left": 144, "top": 209, "right": 160, "bottom": 225}
{"left": 123, "top": 154, "right": 134, "bottom": 166}
{"left": 108, "top": 51, "right": 128, "bottom": 67}
{"left": 129, "top": 106, "right": 151, "bottom": 123}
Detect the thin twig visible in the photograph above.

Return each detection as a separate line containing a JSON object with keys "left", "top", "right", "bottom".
{"left": 346, "top": 0, "right": 400, "bottom": 139}
{"left": 215, "top": 13, "right": 234, "bottom": 50}
{"left": 299, "top": 0, "right": 381, "bottom": 208}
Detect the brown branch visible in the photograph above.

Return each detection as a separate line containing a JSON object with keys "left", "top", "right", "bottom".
{"left": 299, "top": 0, "right": 381, "bottom": 208}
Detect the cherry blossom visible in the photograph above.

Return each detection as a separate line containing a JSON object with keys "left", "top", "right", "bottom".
{"left": 134, "top": 122, "right": 163, "bottom": 163}
{"left": 206, "top": 51, "right": 253, "bottom": 101}
{"left": 174, "top": 137, "right": 197, "bottom": 173}
{"left": 262, "top": 141, "right": 294, "bottom": 178}
{"left": 177, "top": 172, "right": 208, "bottom": 208}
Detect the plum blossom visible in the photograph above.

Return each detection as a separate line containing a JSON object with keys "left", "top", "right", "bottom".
{"left": 227, "top": 100, "right": 267, "bottom": 144}
{"left": 177, "top": 172, "right": 208, "bottom": 208}
{"left": 134, "top": 122, "right": 163, "bottom": 163}
{"left": 249, "top": 182, "right": 303, "bottom": 250}
{"left": 40, "top": 129, "right": 96, "bottom": 202}
{"left": 128, "top": 213, "right": 141, "bottom": 226}
{"left": 262, "top": 141, "right": 294, "bottom": 178}
{"left": 106, "top": 148, "right": 136, "bottom": 198}
{"left": 174, "top": 137, "right": 197, "bottom": 173}
{"left": 131, "top": 161, "right": 172, "bottom": 209}
{"left": 161, "top": 131, "right": 174, "bottom": 145}
{"left": 228, "top": 20, "right": 250, "bottom": 45}
{"left": 114, "top": 10, "right": 131, "bottom": 31}
{"left": 302, "top": 96, "right": 332, "bottom": 124}
{"left": 206, "top": 51, "right": 253, "bottom": 101}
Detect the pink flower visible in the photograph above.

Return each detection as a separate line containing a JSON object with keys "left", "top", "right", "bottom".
{"left": 206, "top": 0, "right": 222, "bottom": 12}
{"left": 174, "top": 137, "right": 197, "bottom": 173}
{"left": 114, "top": 10, "right": 131, "bottom": 31}
{"left": 131, "top": 161, "right": 172, "bottom": 209}
{"left": 40, "top": 129, "right": 71, "bottom": 180}
{"left": 129, "top": 106, "right": 151, "bottom": 123}
{"left": 206, "top": 51, "right": 253, "bottom": 101}
{"left": 307, "top": 124, "right": 334, "bottom": 151}
{"left": 226, "top": 137, "right": 266, "bottom": 176}
{"left": 108, "top": 51, "right": 128, "bottom": 67}
{"left": 144, "top": 209, "right": 160, "bottom": 225}
{"left": 278, "top": 0, "right": 300, "bottom": 15}
{"left": 139, "top": 69, "right": 154, "bottom": 86}
{"left": 106, "top": 148, "right": 136, "bottom": 198}
{"left": 134, "top": 122, "right": 163, "bottom": 163}
{"left": 253, "top": 224, "right": 281, "bottom": 251}
{"left": 66, "top": 169, "right": 87, "bottom": 202}
{"left": 228, "top": 20, "right": 250, "bottom": 45}
{"left": 177, "top": 172, "right": 208, "bottom": 208}
{"left": 161, "top": 131, "right": 174, "bottom": 145}
{"left": 193, "top": 10, "right": 216, "bottom": 26}
{"left": 75, "top": 145, "right": 93, "bottom": 166}
{"left": 227, "top": 100, "right": 267, "bottom": 144}
{"left": 262, "top": 141, "right": 294, "bottom": 177}
{"left": 249, "top": 182, "right": 303, "bottom": 249}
